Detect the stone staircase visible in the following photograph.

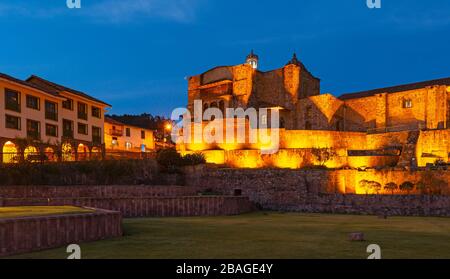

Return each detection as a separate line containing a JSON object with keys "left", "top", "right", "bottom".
{"left": 397, "top": 131, "right": 420, "bottom": 168}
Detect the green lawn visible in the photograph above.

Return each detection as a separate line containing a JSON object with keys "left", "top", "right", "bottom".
{"left": 7, "top": 212, "right": 450, "bottom": 259}
{"left": 0, "top": 206, "right": 93, "bottom": 219}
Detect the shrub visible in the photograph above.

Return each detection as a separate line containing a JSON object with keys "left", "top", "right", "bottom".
{"left": 359, "top": 180, "right": 371, "bottom": 194}
{"left": 0, "top": 159, "right": 158, "bottom": 186}
{"left": 312, "top": 148, "right": 336, "bottom": 166}
{"left": 369, "top": 181, "right": 382, "bottom": 194}
{"left": 384, "top": 182, "right": 398, "bottom": 195}
{"left": 182, "top": 153, "right": 206, "bottom": 166}
{"left": 399, "top": 181, "right": 415, "bottom": 194}
{"left": 156, "top": 149, "right": 183, "bottom": 168}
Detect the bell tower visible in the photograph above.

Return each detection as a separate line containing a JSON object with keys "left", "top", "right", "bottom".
{"left": 245, "top": 50, "right": 259, "bottom": 69}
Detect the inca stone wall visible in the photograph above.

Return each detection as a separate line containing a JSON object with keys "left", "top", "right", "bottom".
{"left": 189, "top": 168, "right": 450, "bottom": 216}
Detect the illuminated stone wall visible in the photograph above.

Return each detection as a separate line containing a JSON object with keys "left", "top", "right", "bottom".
{"left": 416, "top": 129, "right": 450, "bottom": 166}
{"left": 188, "top": 168, "right": 450, "bottom": 216}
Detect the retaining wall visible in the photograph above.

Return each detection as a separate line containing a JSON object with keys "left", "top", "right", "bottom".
{"left": 0, "top": 209, "right": 122, "bottom": 257}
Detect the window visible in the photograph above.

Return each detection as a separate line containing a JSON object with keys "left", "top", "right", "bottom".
{"left": 141, "top": 130, "right": 146, "bottom": 139}
{"left": 77, "top": 102, "right": 88, "bottom": 120}
{"left": 26, "top": 95, "right": 40, "bottom": 110}
{"left": 45, "top": 101, "right": 58, "bottom": 121}
{"left": 92, "top": 126, "right": 102, "bottom": 144}
{"left": 5, "top": 115, "right": 21, "bottom": 130}
{"left": 126, "top": 127, "right": 131, "bottom": 137}
{"left": 403, "top": 99, "right": 413, "bottom": 108}
{"left": 78, "top": 123, "right": 88, "bottom": 135}
{"left": 5, "top": 89, "right": 20, "bottom": 112}
{"left": 46, "top": 124, "right": 58, "bottom": 137}
{"left": 63, "top": 119, "right": 74, "bottom": 138}
{"left": 112, "top": 137, "right": 118, "bottom": 146}
{"left": 92, "top": 106, "right": 101, "bottom": 118}
{"left": 27, "top": 120, "right": 40, "bottom": 139}
{"left": 62, "top": 98, "right": 73, "bottom": 110}
{"left": 125, "top": 142, "right": 132, "bottom": 150}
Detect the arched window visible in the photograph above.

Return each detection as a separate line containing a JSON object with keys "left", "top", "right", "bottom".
{"left": 2, "top": 141, "right": 18, "bottom": 163}
{"left": 24, "top": 146, "right": 38, "bottom": 162}
{"left": 77, "top": 143, "right": 88, "bottom": 161}
{"left": 44, "top": 147, "right": 57, "bottom": 162}
{"left": 62, "top": 143, "right": 75, "bottom": 162}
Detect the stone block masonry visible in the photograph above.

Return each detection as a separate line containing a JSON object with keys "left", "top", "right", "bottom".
{"left": 0, "top": 209, "right": 122, "bottom": 257}
{"left": 1, "top": 196, "right": 255, "bottom": 218}
{"left": 0, "top": 185, "right": 255, "bottom": 218}
{"left": 0, "top": 185, "right": 201, "bottom": 199}
{"left": 190, "top": 168, "right": 450, "bottom": 217}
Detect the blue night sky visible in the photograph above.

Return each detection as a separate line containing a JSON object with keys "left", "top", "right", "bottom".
{"left": 0, "top": 0, "right": 449, "bottom": 116}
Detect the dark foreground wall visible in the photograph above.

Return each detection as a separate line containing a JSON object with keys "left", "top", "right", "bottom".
{"left": 0, "top": 185, "right": 254, "bottom": 217}
{"left": 0, "top": 185, "right": 200, "bottom": 199}
{"left": 1, "top": 196, "right": 255, "bottom": 218}
{"left": 0, "top": 209, "right": 122, "bottom": 257}
{"left": 191, "top": 169, "right": 450, "bottom": 217}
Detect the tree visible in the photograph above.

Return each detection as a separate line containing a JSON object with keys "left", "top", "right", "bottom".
{"left": 399, "top": 181, "right": 415, "bottom": 195}
{"left": 359, "top": 180, "right": 371, "bottom": 195}
{"left": 369, "top": 181, "right": 382, "bottom": 194}
{"left": 384, "top": 182, "right": 398, "bottom": 195}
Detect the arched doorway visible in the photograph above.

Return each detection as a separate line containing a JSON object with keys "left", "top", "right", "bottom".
{"left": 2, "top": 141, "right": 19, "bottom": 163}
{"left": 91, "top": 146, "right": 102, "bottom": 160}
{"left": 44, "top": 147, "right": 57, "bottom": 162}
{"left": 24, "top": 146, "right": 38, "bottom": 162}
{"left": 62, "top": 143, "right": 75, "bottom": 162}
{"left": 77, "top": 143, "right": 88, "bottom": 161}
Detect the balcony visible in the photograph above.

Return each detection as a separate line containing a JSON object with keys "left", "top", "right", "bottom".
{"left": 109, "top": 129, "right": 123, "bottom": 137}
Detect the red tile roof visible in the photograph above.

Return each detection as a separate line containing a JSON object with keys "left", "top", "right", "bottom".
{"left": 339, "top": 77, "right": 450, "bottom": 100}
{"left": 0, "top": 73, "right": 61, "bottom": 98}
{"left": 26, "top": 75, "right": 111, "bottom": 107}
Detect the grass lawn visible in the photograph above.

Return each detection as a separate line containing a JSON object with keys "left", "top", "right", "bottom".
{"left": 0, "top": 206, "right": 93, "bottom": 219}
{"left": 7, "top": 212, "right": 450, "bottom": 259}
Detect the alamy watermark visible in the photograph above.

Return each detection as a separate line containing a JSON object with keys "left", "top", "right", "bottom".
{"left": 367, "top": 244, "right": 382, "bottom": 259}
{"left": 66, "top": 0, "right": 81, "bottom": 9}
{"left": 170, "top": 100, "right": 280, "bottom": 154}
{"left": 367, "top": 0, "right": 381, "bottom": 9}
{"left": 67, "top": 244, "right": 81, "bottom": 259}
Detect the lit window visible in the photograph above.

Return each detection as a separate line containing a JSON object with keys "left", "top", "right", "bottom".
{"left": 125, "top": 142, "right": 132, "bottom": 150}
{"left": 403, "top": 99, "right": 413, "bottom": 108}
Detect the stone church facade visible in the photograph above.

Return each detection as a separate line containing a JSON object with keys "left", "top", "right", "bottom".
{"left": 182, "top": 52, "right": 450, "bottom": 169}
{"left": 188, "top": 51, "right": 450, "bottom": 133}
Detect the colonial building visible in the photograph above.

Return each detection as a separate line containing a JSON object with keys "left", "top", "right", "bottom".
{"left": 104, "top": 117, "right": 155, "bottom": 153}
{"left": 0, "top": 73, "right": 110, "bottom": 163}
{"left": 181, "top": 52, "right": 450, "bottom": 169}
{"left": 187, "top": 51, "right": 450, "bottom": 132}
